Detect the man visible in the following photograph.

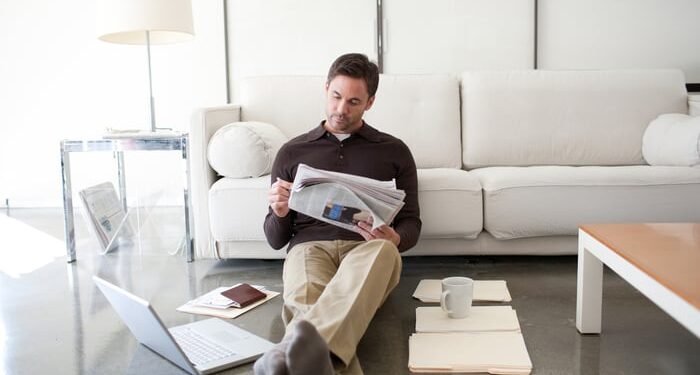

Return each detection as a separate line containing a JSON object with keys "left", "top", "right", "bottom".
{"left": 255, "top": 53, "right": 421, "bottom": 375}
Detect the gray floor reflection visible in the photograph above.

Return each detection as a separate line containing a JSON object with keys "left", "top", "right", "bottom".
{"left": 127, "top": 345, "right": 188, "bottom": 375}
{"left": 573, "top": 333, "right": 601, "bottom": 375}
{"left": 67, "top": 263, "right": 85, "bottom": 375}
{"left": 3, "top": 208, "right": 700, "bottom": 375}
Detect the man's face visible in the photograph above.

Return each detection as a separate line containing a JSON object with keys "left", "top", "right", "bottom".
{"left": 324, "top": 75, "right": 375, "bottom": 134}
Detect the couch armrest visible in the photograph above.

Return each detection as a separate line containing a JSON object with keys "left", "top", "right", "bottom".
{"left": 190, "top": 104, "right": 241, "bottom": 258}
{"left": 689, "top": 94, "right": 700, "bottom": 117}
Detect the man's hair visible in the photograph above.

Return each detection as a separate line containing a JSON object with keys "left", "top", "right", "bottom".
{"left": 326, "top": 53, "right": 380, "bottom": 98}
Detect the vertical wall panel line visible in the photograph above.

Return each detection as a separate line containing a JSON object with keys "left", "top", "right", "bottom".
{"left": 376, "top": 0, "right": 383, "bottom": 73}
{"left": 534, "top": 0, "right": 538, "bottom": 69}
{"left": 224, "top": 0, "right": 231, "bottom": 104}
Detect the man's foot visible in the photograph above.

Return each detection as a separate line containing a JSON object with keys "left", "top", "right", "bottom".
{"left": 253, "top": 345, "right": 288, "bottom": 375}
{"left": 286, "top": 320, "right": 334, "bottom": 375}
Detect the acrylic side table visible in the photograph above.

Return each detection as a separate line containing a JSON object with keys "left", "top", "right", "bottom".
{"left": 60, "top": 134, "right": 194, "bottom": 262}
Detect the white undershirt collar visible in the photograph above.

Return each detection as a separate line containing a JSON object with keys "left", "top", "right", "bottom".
{"left": 331, "top": 132, "right": 351, "bottom": 141}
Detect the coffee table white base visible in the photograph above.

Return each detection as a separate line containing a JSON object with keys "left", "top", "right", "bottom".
{"left": 576, "top": 228, "right": 700, "bottom": 338}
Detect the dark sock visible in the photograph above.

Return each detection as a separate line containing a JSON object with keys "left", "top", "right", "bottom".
{"left": 285, "top": 320, "right": 334, "bottom": 375}
{"left": 253, "top": 343, "right": 288, "bottom": 375}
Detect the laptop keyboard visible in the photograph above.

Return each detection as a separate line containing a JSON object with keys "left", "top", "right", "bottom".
{"left": 172, "top": 327, "right": 236, "bottom": 366}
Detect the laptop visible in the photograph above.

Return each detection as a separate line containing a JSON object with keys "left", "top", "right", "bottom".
{"left": 93, "top": 276, "right": 274, "bottom": 374}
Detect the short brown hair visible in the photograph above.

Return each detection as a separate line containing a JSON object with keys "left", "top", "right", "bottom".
{"left": 326, "top": 53, "right": 380, "bottom": 98}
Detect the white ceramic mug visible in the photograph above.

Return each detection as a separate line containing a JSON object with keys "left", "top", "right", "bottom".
{"left": 440, "top": 276, "right": 474, "bottom": 319}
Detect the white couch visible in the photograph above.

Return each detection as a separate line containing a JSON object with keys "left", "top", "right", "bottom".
{"left": 190, "top": 70, "right": 700, "bottom": 259}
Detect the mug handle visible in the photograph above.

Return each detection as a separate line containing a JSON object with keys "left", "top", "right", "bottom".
{"left": 440, "top": 290, "right": 452, "bottom": 315}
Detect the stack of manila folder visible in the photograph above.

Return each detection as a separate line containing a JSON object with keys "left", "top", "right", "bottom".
{"left": 412, "top": 279, "right": 512, "bottom": 303}
{"left": 409, "top": 280, "right": 531, "bottom": 374}
{"left": 408, "top": 331, "right": 532, "bottom": 374}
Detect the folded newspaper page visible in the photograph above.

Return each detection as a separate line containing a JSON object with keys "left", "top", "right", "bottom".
{"left": 288, "top": 164, "right": 406, "bottom": 233}
{"left": 78, "top": 182, "right": 131, "bottom": 252}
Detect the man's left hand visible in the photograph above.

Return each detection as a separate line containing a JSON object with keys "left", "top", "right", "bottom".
{"left": 356, "top": 221, "right": 400, "bottom": 247}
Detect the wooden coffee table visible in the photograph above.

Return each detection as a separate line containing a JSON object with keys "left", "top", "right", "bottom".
{"left": 576, "top": 223, "right": 700, "bottom": 338}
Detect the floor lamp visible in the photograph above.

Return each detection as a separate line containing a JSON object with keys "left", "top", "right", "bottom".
{"left": 97, "top": 0, "right": 194, "bottom": 132}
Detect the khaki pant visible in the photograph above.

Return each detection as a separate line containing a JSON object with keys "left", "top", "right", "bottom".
{"left": 282, "top": 239, "right": 402, "bottom": 375}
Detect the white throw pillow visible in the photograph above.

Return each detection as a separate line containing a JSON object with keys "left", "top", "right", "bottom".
{"left": 642, "top": 114, "right": 700, "bottom": 166}
{"left": 208, "top": 122, "right": 288, "bottom": 178}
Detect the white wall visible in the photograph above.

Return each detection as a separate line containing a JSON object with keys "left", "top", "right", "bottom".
{"left": 3, "top": 0, "right": 699, "bottom": 207}
{"left": 383, "top": 0, "right": 534, "bottom": 73}
{"left": 539, "top": 0, "right": 700, "bottom": 82}
{"left": 225, "top": 0, "right": 699, "bottom": 82}
{"left": 227, "top": 0, "right": 377, "bottom": 103}
{"left": 0, "top": 0, "right": 226, "bottom": 207}
{"left": 226, "top": 0, "right": 535, "bottom": 92}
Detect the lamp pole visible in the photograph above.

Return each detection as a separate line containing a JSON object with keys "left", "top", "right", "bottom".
{"left": 146, "top": 30, "right": 156, "bottom": 132}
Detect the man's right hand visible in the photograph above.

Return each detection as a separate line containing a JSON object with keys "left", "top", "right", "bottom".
{"left": 269, "top": 178, "right": 292, "bottom": 217}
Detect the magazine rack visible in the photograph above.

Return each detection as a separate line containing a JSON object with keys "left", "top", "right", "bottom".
{"left": 60, "top": 134, "right": 193, "bottom": 263}
{"left": 78, "top": 182, "right": 133, "bottom": 254}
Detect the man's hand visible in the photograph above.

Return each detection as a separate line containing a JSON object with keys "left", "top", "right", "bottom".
{"left": 356, "top": 221, "right": 401, "bottom": 247}
{"left": 269, "top": 178, "right": 292, "bottom": 217}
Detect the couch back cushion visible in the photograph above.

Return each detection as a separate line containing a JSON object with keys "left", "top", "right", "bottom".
{"left": 240, "top": 74, "right": 462, "bottom": 169}
{"left": 240, "top": 76, "right": 326, "bottom": 139}
{"left": 461, "top": 70, "right": 688, "bottom": 168}
{"left": 364, "top": 75, "right": 462, "bottom": 168}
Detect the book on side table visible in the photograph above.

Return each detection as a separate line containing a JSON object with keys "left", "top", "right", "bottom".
{"left": 102, "top": 129, "right": 184, "bottom": 139}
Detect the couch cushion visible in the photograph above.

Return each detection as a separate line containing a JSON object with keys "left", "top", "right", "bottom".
{"left": 209, "top": 176, "right": 270, "bottom": 241}
{"left": 207, "top": 122, "right": 288, "bottom": 178}
{"left": 240, "top": 75, "right": 462, "bottom": 169}
{"left": 417, "top": 168, "right": 482, "bottom": 239}
{"left": 643, "top": 114, "right": 700, "bottom": 166}
{"left": 364, "top": 75, "right": 462, "bottom": 168}
{"left": 461, "top": 70, "right": 688, "bottom": 168}
{"left": 470, "top": 166, "right": 700, "bottom": 239}
{"left": 240, "top": 76, "right": 326, "bottom": 139}
{"left": 209, "top": 168, "right": 482, "bottom": 243}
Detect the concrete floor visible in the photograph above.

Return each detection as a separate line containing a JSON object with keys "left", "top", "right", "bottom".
{"left": 1, "top": 208, "right": 698, "bottom": 374}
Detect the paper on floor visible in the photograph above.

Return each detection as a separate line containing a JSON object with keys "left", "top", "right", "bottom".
{"left": 408, "top": 331, "right": 532, "bottom": 374}
{"left": 176, "top": 287, "right": 279, "bottom": 319}
{"left": 416, "top": 306, "right": 521, "bottom": 333}
{"left": 412, "top": 279, "right": 512, "bottom": 303}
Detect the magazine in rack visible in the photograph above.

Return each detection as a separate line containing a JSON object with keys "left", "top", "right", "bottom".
{"left": 78, "top": 182, "right": 132, "bottom": 252}
{"left": 288, "top": 164, "right": 406, "bottom": 233}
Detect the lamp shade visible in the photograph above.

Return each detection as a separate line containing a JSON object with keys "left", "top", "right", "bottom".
{"left": 97, "top": 0, "right": 194, "bottom": 45}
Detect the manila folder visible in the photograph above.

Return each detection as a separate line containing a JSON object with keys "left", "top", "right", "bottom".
{"left": 416, "top": 306, "right": 521, "bottom": 333}
{"left": 408, "top": 332, "right": 532, "bottom": 374}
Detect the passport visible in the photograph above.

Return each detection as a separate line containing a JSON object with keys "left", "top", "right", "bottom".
{"left": 220, "top": 283, "right": 267, "bottom": 308}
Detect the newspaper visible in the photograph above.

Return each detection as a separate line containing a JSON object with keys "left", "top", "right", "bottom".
{"left": 288, "top": 164, "right": 405, "bottom": 233}
{"left": 78, "top": 182, "right": 131, "bottom": 252}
